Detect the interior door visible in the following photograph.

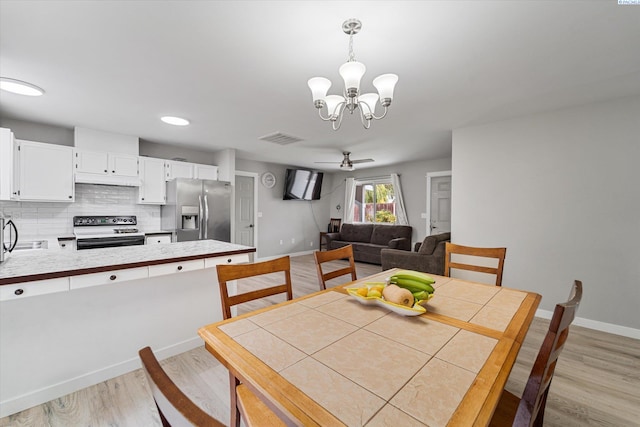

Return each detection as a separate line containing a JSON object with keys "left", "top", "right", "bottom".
{"left": 235, "top": 175, "right": 255, "bottom": 247}
{"left": 429, "top": 175, "right": 451, "bottom": 235}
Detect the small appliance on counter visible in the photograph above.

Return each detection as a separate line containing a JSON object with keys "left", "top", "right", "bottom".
{"left": 1, "top": 216, "right": 18, "bottom": 262}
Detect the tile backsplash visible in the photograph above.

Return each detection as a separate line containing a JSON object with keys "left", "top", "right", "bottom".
{"left": 0, "top": 184, "right": 161, "bottom": 240}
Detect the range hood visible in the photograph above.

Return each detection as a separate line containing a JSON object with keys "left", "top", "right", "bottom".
{"left": 74, "top": 173, "right": 141, "bottom": 187}
{"left": 74, "top": 127, "right": 142, "bottom": 187}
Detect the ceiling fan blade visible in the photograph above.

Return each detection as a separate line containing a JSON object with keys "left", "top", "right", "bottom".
{"left": 314, "top": 161, "right": 340, "bottom": 164}
{"left": 351, "top": 158, "right": 374, "bottom": 164}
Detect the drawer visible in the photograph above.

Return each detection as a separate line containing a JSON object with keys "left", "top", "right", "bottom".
{"left": 148, "top": 259, "right": 204, "bottom": 277}
{"left": 146, "top": 234, "right": 172, "bottom": 244}
{"left": 204, "top": 253, "right": 250, "bottom": 269}
{"left": 70, "top": 267, "right": 149, "bottom": 290}
{"left": 0, "top": 277, "right": 70, "bottom": 301}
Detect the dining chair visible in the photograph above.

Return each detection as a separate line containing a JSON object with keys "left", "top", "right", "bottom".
{"left": 216, "top": 256, "right": 292, "bottom": 427}
{"left": 444, "top": 242, "right": 507, "bottom": 286}
{"left": 314, "top": 244, "right": 358, "bottom": 291}
{"left": 139, "top": 346, "right": 223, "bottom": 427}
{"left": 329, "top": 217, "right": 342, "bottom": 233}
{"left": 140, "top": 346, "right": 284, "bottom": 427}
{"left": 489, "top": 280, "right": 583, "bottom": 427}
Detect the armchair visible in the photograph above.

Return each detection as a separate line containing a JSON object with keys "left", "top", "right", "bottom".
{"left": 381, "top": 232, "right": 451, "bottom": 275}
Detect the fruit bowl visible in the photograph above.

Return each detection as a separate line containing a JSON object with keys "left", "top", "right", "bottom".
{"left": 346, "top": 287, "right": 428, "bottom": 317}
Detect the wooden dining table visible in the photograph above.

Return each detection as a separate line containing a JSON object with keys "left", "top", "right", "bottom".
{"left": 198, "top": 269, "right": 541, "bottom": 427}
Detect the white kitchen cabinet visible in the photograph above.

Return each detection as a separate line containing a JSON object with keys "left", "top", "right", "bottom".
{"left": 0, "top": 127, "right": 18, "bottom": 201}
{"left": 0, "top": 277, "right": 69, "bottom": 301}
{"left": 75, "top": 150, "right": 109, "bottom": 174}
{"left": 194, "top": 164, "right": 218, "bottom": 181}
{"left": 145, "top": 233, "right": 172, "bottom": 244}
{"left": 75, "top": 149, "right": 139, "bottom": 180}
{"left": 69, "top": 266, "right": 148, "bottom": 290}
{"left": 15, "top": 140, "right": 75, "bottom": 202}
{"left": 138, "top": 157, "right": 166, "bottom": 204}
{"left": 204, "top": 253, "right": 251, "bottom": 269}
{"left": 165, "top": 160, "right": 194, "bottom": 180}
{"left": 148, "top": 259, "right": 204, "bottom": 277}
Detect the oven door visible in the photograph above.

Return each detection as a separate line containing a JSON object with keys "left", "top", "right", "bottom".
{"left": 76, "top": 235, "right": 145, "bottom": 250}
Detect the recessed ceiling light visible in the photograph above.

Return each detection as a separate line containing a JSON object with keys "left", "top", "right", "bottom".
{"left": 0, "top": 77, "right": 45, "bottom": 96}
{"left": 161, "top": 116, "right": 190, "bottom": 126}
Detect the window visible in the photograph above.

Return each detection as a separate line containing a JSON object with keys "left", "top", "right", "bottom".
{"left": 353, "top": 180, "right": 396, "bottom": 223}
{"left": 344, "top": 174, "right": 408, "bottom": 225}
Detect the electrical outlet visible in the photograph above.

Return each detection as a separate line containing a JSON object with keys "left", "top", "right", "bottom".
{"left": 310, "top": 241, "right": 313, "bottom": 246}
{"left": 279, "top": 240, "right": 283, "bottom": 245}
{"left": 291, "top": 238, "right": 295, "bottom": 244}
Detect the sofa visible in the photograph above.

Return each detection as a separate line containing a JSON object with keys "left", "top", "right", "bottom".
{"left": 324, "top": 223, "right": 412, "bottom": 265}
{"left": 380, "top": 232, "right": 451, "bottom": 275}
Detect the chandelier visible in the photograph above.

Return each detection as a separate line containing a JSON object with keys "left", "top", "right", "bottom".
{"left": 307, "top": 19, "right": 398, "bottom": 131}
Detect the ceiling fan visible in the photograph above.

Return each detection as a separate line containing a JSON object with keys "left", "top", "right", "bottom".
{"left": 315, "top": 151, "right": 374, "bottom": 171}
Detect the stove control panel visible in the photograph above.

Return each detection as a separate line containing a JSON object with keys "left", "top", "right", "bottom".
{"left": 73, "top": 216, "right": 137, "bottom": 226}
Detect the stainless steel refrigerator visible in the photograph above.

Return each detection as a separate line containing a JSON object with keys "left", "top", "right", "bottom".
{"left": 161, "top": 179, "right": 231, "bottom": 242}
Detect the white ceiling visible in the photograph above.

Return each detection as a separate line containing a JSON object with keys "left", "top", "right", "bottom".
{"left": 1, "top": 1, "right": 639, "bottom": 172}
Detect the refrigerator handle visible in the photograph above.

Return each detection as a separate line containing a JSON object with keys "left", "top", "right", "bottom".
{"left": 204, "top": 194, "right": 209, "bottom": 239}
{"left": 198, "top": 195, "right": 203, "bottom": 240}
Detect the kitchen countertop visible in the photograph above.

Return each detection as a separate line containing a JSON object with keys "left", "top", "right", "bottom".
{"left": 0, "top": 240, "right": 255, "bottom": 285}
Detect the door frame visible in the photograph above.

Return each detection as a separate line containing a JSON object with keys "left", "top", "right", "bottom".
{"left": 234, "top": 171, "right": 258, "bottom": 250}
{"left": 426, "top": 170, "right": 452, "bottom": 236}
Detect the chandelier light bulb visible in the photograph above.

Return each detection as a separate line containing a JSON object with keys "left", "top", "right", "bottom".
{"left": 308, "top": 77, "right": 332, "bottom": 107}
{"left": 324, "top": 95, "right": 346, "bottom": 118}
{"left": 372, "top": 74, "right": 399, "bottom": 105}
{"left": 358, "top": 93, "right": 379, "bottom": 116}
{"left": 338, "top": 61, "right": 366, "bottom": 97}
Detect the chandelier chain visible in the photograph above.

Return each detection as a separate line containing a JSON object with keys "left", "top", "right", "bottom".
{"left": 348, "top": 33, "right": 355, "bottom": 62}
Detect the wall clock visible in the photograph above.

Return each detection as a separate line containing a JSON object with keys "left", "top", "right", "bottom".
{"left": 261, "top": 172, "right": 276, "bottom": 188}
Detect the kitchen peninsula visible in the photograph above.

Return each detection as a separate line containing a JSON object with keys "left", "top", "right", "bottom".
{"left": 0, "top": 240, "right": 255, "bottom": 417}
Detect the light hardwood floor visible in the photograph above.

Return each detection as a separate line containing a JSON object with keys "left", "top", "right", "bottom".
{"left": 2, "top": 254, "right": 639, "bottom": 426}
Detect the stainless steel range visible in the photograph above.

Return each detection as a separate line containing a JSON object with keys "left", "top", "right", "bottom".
{"left": 73, "top": 215, "right": 145, "bottom": 250}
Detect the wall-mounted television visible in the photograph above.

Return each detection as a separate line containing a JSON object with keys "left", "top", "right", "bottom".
{"left": 283, "top": 168, "right": 324, "bottom": 200}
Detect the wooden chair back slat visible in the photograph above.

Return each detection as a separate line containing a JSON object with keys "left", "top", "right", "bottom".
{"left": 139, "top": 346, "right": 224, "bottom": 427}
{"left": 514, "top": 280, "right": 583, "bottom": 426}
{"left": 314, "top": 244, "right": 357, "bottom": 290}
{"left": 216, "top": 256, "right": 293, "bottom": 320}
{"left": 445, "top": 242, "right": 507, "bottom": 286}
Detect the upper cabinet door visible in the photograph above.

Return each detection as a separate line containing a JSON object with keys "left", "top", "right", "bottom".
{"left": 165, "top": 160, "right": 194, "bottom": 180}
{"left": 138, "top": 157, "right": 166, "bottom": 204}
{"left": 16, "top": 140, "right": 74, "bottom": 202}
{"left": 194, "top": 164, "right": 218, "bottom": 181}
{"left": 75, "top": 150, "right": 108, "bottom": 174}
{"left": 109, "top": 153, "right": 139, "bottom": 177}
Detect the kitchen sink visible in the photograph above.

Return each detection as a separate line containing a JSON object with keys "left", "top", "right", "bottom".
{"left": 13, "top": 240, "right": 49, "bottom": 251}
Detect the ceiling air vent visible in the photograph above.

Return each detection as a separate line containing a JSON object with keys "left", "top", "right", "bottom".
{"left": 258, "top": 132, "right": 304, "bottom": 145}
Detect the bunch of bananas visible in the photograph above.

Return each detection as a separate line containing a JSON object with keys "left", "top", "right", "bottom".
{"left": 389, "top": 270, "right": 435, "bottom": 301}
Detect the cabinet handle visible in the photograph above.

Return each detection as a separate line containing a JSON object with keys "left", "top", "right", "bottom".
{"left": 68, "top": 195, "right": 72, "bottom": 199}
{"left": 14, "top": 289, "right": 24, "bottom": 296}
{"left": 112, "top": 170, "right": 115, "bottom": 173}
{"left": 104, "top": 169, "right": 108, "bottom": 173}
{"left": 177, "top": 265, "right": 183, "bottom": 271}
{"left": 227, "top": 258, "right": 232, "bottom": 263}
{"left": 109, "top": 275, "right": 117, "bottom": 281}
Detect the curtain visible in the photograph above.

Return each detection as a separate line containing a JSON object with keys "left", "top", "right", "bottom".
{"left": 391, "top": 173, "right": 409, "bottom": 225}
{"left": 344, "top": 177, "right": 356, "bottom": 224}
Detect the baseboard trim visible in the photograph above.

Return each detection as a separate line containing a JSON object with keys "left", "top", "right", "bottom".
{"left": 535, "top": 309, "right": 640, "bottom": 339}
{"left": 256, "top": 250, "right": 315, "bottom": 262}
{"left": 0, "top": 337, "right": 203, "bottom": 418}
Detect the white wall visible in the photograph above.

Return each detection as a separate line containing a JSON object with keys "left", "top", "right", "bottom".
{"left": 452, "top": 95, "right": 640, "bottom": 331}
{"left": 235, "top": 158, "right": 333, "bottom": 259}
